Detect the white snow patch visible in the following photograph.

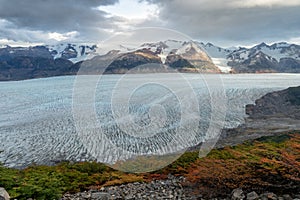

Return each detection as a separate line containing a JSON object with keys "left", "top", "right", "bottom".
{"left": 211, "top": 58, "right": 232, "bottom": 73}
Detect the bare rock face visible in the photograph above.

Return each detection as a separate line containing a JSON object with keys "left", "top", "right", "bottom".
{"left": 0, "top": 188, "right": 10, "bottom": 200}
{"left": 105, "top": 49, "right": 163, "bottom": 73}
{"left": 227, "top": 42, "right": 300, "bottom": 73}
{"left": 245, "top": 86, "right": 300, "bottom": 120}
{"left": 219, "top": 86, "right": 300, "bottom": 148}
{"left": 0, "top": 40, "right": 220, "bottom": 81}
{"left": 166, "top": 42, "right": 220, "bottom": 73}
{"left": 228, "top": 51, "right": 279, "bottom": 73}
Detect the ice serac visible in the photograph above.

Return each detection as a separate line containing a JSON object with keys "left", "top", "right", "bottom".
{"left": 1, "top": 74, "right": 300, "bottom": 168}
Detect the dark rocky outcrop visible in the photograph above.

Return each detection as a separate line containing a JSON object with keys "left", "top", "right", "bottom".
{"left": 0, "top": 46, "right": 53, "bottom": 61}
{"left": 245, "top": 86, "right": 300, "bottom": 119}
{"left": 105, "top": 49, "right": 163, "bottom": 74}
{"left": 219, "top": 86, "right": 300, "bottom": 147}
{"left": 278, "top": 57, "right": 300, "bottom": 72}
{"left": 228, "top": 51, "right": 279, "bottom": 73}
{"left": 0, "top": 57, "right": 76, "bottom": 81}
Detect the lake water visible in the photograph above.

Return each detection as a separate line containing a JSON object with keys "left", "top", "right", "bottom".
{"left": 1, "top": 73, "right": 300, "bottom": 168}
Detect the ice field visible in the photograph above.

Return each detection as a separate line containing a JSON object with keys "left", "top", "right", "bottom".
{"left": 1, "top": 73, "right": 300, "bottom": 168}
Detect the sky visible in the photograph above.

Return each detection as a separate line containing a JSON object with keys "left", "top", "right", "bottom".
{"left": 0, "top": 0, "right": 300, "bottom": 47}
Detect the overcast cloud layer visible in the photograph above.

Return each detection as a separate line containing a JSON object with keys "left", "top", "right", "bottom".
{"left": 0, "top": 0, "right": 299, "bottom": 47}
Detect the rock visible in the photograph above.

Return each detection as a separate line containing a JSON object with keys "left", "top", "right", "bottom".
{"left": 267, "top": 193, "right": 278, "bottom": 200}
{"left": 91, "top": 192, "right": 111, "bottom": 199}
{"left": 245, "top": 104, "right": 255, "bottom": 115}
{"left": 282, "top": 194, "right": 293, "bottom": 200}
{"left": 0, "top": 188, "right": 10, "bottom": 200}
{"left": 124, "top": 194, "right": 135, "bottom": 200}
{"left": 61, "top": 176, "right": 191, "bottom": 199}
{"left": 245, "top": 86, "right": 300, "bottom": 120}
{"left": 247, "top": 191, "right": 259, "bottom": 200}
{"left": 232, "top": 188, "right": 245, "bottom": 200}
{"left": 294, "top": 194, "right": 300, "bottom": 199}
{"left": 80, "top": 192, "right": 91, "bottom": 199}
{"left": 260, "top": 192, "right": 278, "bottom": 200}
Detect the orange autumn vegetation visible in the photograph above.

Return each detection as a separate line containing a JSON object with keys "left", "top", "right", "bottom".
{"left": 179, "top": 133, "right": 300, "bottom": 198}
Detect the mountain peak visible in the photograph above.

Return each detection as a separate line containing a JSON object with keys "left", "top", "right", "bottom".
{"left": 255, "top": 42, "right": 269, "bottom": 49}
{"left": 206, "top": 42, "right": 215, "bottom": 47}
{"left": 270, "top": 42, "right": 290, "bottom": 49}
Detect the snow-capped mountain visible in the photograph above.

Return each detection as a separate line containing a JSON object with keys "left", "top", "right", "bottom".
{"left": 227, "top": 42, "right": 300, "bottom": 73}
{"left": 1, "top": 40, "right": 300, "bottom": 81}
{"left": 0, "top": 40, "right": 221, "bottom": 80}
{"left": 229, "top": 42, "right": 300, "bottom": 63}
{"left": 83, "top": 40, "right": 220, "bottom": 74}
{"left": 46, "top": 43, "right": 98, "bottom": 63}
{"left": 198, "top": 42, "right": 233, "bottom": 73}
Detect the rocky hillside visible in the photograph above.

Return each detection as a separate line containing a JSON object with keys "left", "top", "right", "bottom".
{"left": 246, "top": 86, "right": 300, "bottom": 119}
{"left": 0, "top": 45, "right": 79, "bottom": 81}
{"left": 1, "top": 40, "right": 300, "bottom": 81}
{"left": 0, "top": 41, "right": 220, "bottom": 81}
{"left": 219, "top": 86, "right": 300, "bottom": 147}
{"left": 228, "top": 42, "right": 300, "bottom": 73}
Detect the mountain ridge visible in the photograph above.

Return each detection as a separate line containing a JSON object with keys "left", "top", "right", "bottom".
{"left": 1, "top": 40, "right": 300, "bottom": 80}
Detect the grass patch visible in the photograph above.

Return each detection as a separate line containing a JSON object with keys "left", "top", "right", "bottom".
{"left": 0, "top": 161, "right": 144, "bottom": 200}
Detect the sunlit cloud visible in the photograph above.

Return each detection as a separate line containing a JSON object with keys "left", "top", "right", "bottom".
{"left": 0, "top": 0, "right": 300, "bottom": 47}
{"left": 98, "top": 0, "right": 159, "bottom": 19}
{"left": 231, "top": 0, "right": 300, "bottom": 8}
{"left": 48, "top": 31, "right": 79, "bottom": 41}
{"left": 0, "top": 38, "right": 43, "bottom": 47}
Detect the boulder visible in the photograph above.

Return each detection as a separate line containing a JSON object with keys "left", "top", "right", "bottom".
{"left": 0, "top": 188, "right": 10, "bottom": 200}
{"left": 232, "top": 188, "right": 245, "bottom": 200}
{"left": 246, "top": 191, "right": 259, "bottom": 200}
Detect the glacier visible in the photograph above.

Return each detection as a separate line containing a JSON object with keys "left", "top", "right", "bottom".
{"left": 1, "top": 73, "right": 300, "bottom": 168}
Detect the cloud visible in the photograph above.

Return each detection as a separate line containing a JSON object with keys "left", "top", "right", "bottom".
{"left": 0, "top": 0, "right": 123, "bottom": 43}
{"left": 141, "top": 0, "right": 300, "bottom": 46}
{"left": 231, "top": 0, "right": 300, "bottom": 8}
{"left": 0, "top": 0, "right": 299, "bottom": 46}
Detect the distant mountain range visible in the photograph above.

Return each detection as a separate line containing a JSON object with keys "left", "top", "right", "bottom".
{"left": 1, "top": 40, "right": 300, "bottom": 81}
